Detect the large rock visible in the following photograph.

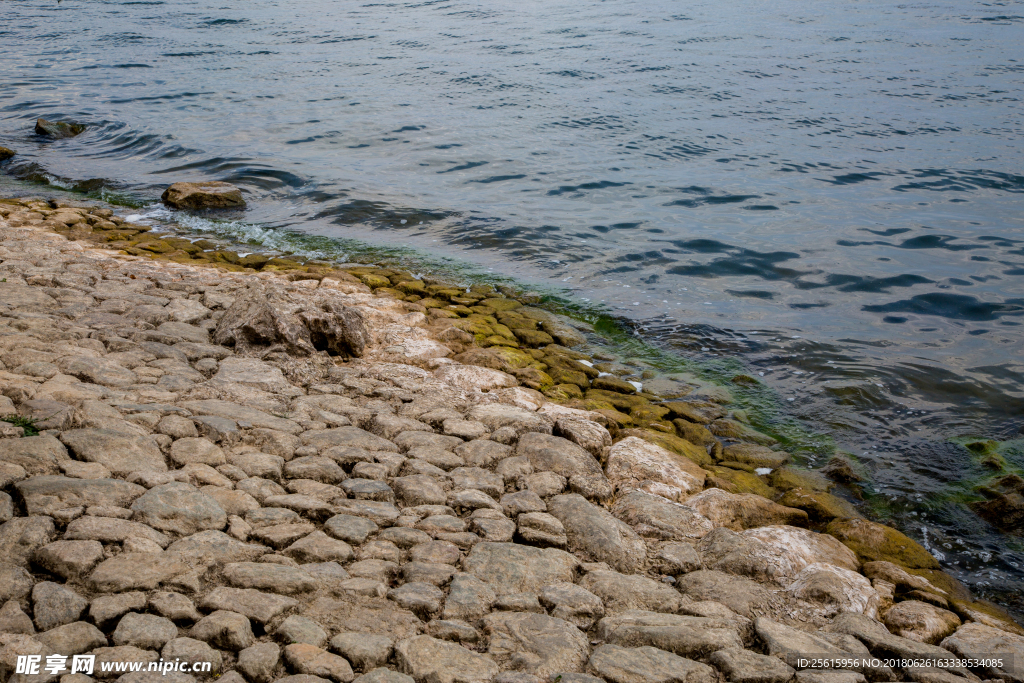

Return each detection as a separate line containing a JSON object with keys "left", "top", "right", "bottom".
{"left": 0, "top": 435, "right": 70, "bottom": 476}
{"left": 179, "top": 399, "right": 303, "bottom": 434}
{"left": 676, "top": 570, "right": 773, "bottom": 619}
{"left": 611, "top": 490, "right": 714, "bottom": 541}
{"left": 131, "top": 482, "right": 227, "bottom": 535}
{"left": 882, "top": 600, "right": 959, "bottom": 644}
{"left": 756, "top": 617, "right": 881, "bottom": 677}
{"left": 588, "top": 644, "right": 717, "bottom": 683}
{"left": 463, "top": 542, "right": 579, "bottom": 594}
{"left": 201, "top": 587, "right": 298, "bottom": 624}
{"left": 223, "top": 562, "right": 317, "bottom": 595}
{"left": 394, "top": 635, "right": 499, "bottom": 683}
{"left": 684, "top": 488, "right": 809, "bottom": 530}
{"left": 698, "top": 526, "right": 859, "bottom": 585}
{"left": 166, "top": 530, "right": 269, "bottom": 565}
{"left": 825, "top": 518, "right": 939, "bottom": 570}
{"left": 0, "top": 516, "right": 55, "bottom": 566}
{"left": 35, "top": 118, "right": 86, "bottom": 138}
{"left": 302, "top": 427, "right": 398, "bottom": 453}
{"left": 826, "top": 612, "right": 968, "bottom": 678}
{"left": 580, "top": 570, "right": 685, "bottom": 613}
{"left": 594, "top": 610, "right": 744, "bottom": 659}
{"left": 481, "top": 611, "right": 589, "bottom": 679}
{"left": 940, "top": 622, "right": 1024, "bottom": 682}
{"left": 214, "top": 283, "right": 367, "bottom": 358}
{"left": 15, "top": 476, "right": 144, "bottom": 516}
{"left": 786, "top": 562, "right": 879, "bottom": 619}
{"left": 161, "top": 181, "right": 246, "bottom": 209}
{"left": 59, "top": 429, "right": 166, "bottom": 476}
{"left": 214, "top": 357, "right": 299, "bottom": 396}
{"left": 548, "top": 494, "right": 646, "bottom": 573}
{"left": 89, "top": 552, "right": 188, "bottom": 592}
{"left": 33, "top": 540, "right": 105, "bottom": 580}
{"left": 517, "top": 433, "right": 610, "bottom": 501}
{"left": 64, "top": 515, "right": 170, "bottom": 548}
{"left": 605, "top": 436, "right": 706, "bottom": 501}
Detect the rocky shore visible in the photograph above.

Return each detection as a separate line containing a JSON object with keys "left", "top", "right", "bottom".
{"left": 0, "top": 194, "right": 1022, "bottom": 683}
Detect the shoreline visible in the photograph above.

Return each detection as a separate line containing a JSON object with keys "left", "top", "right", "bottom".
{"left": 0, "top": 193, "right": 1022, "bottom": 682}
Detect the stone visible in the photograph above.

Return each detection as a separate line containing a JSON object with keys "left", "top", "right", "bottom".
{"left": 0, "top": 599, "right": 34, "bottom": 635}
{"left": 684, "top": 488, "right": 809, "bottom": 530}
{"left": 64, "top": 515, "right": 170, "bottom": 548}
{"left": 777, "top": 489, "right": 861, "bottom": 525}
{"left": 60, "top": 429, "right": 166, "bottom": 476}
{"left": 463, "top": 542, "right": 579, "bottom": 594}
{"left": 16, "top": 476, "right": 144, "bottom": 517}
{"left": 156, "top": 415, "right": 200, "bottom": 439}
{"left": 605, "top": 436, "right": 705, "bottom": 501}
{"left": 286, "top": 531, "right": 355, "bottom": 563}
{"left": 611, "top": 491, "right": 714, "bottom": 542}
{"left": 501, "top": 490, "right": 546, "bottom": 516}
{"left": 443, "top": 574, "right": 497, "bottom": 622}
{"left": 33, "top": 540, "right": 105, "bottom": 580}
{"left": 699, "top": 525, "right": 859, "bottom": 585}
{"left": 588, "top": 644, "right": 717, "bottom": 683}
{"left": 481, "top": 611, "right": 589, "bottom": 679}
{"left": 35, "top": 621, "right": 107, "bottom": 656}
{"left": 200, "top": 587, "right": 298, "bottom": 624}
{"left": 455, "top": 440, "right": 512, "bottom": 469}
{"left": 548, "top": 494, "right": 646, "bottom": 573}
{"left": 709, "top": 647, "right": 796, "bottom": 683}
{"left": 595, "top": 610, "right": 744, "bottom": 659}
{"left": 214, "top": 283, "right": 367, "bottom": 358}
{"left": 676, "top": 570, "right": 773, "bottom": 619}
{"left": 88, "top": 552, "right": 188, "bottom": 592}
{"left": 181, "top": 399, "right": 302, "bottom": 434}
{"left": 580, "top": 570, "right": 685, "bottom": 613}
{"left": 353, "top": 670, "right": 414, "bottom": 683}
{"left": 879, "top": 600, "right": 959, "bottom": 645}
{"left": 442, "top": 419, "right": 488, "bottom": 440}
{"left": 787, "top": 562, "right": 880, "bottom": 619}
{"left": 825, "top": 518, "right": 939, "bottom": 570}
{"left": 283, "top": 643, "right": 355, "bottom": 682}
{"left": 149, "top": 592, "right": 201, "bottom": 623}
{"left": 32, "top": 582, "right": 89, "bottom": 631}
{"left": 393, "top": 475, "right": 447, "bottom": 507}
{"left": 388, "top": 582, "right": 444, "bottom": 619}
{"left": 940, "top": 621, "right": 1024, "bottom": 682}
{"left": 88, "top": 592, "right": 148, "bottom": 629}
{"left": 394, "top": 635, "right": 499, "bottom": 683}
{"left": 131, "top": 482, "right": 227, "bottom": 535}
{"left": 191, "top": 610, "right": 254, "bottom": 651}
{"left": 538, "top": 582, "right": 604, "bottom": 629}
{"left": 169, "top": 438, "right": 225, "bottom": 467}
{"left": 329, "top": 633, "right": 394, "bottom": 672}
{"left": 165, "top": 530, "right": 269, "bottom": 564}
{"left": 511, "top": 512, "right": 563, "bottom": 548}
{"left": 401, "top": 561, "right": 457, "bottom": 586}
{"left": 516, "top": 433, "right": 610, "bottom": 502}
{"left": 112, "top": 613, "right": 178, "bottom": 650}
{"left": 252, "top": 522, "right": 320, "bottom": 549}
{"left": 756, "top": 617, "right": 872, "bottom": 673}
{"left": 238, "top": 642, "right": 281, "bottom": 683}
{"left": 0, "top": 516, "right": 56, "bottom": 567}
{"left": 162, "top": 637, "right": 223, "bottom": 675}
{"left": 553, "top": 417, "right": 611, "bottom": 458}
{"left": 302, "top": 427, "right": 397, "bottom": 454}
{"left": 436, "top": 365, "right": 518, "bottom": 392}
{"left": 0, "top": 435, "right": 70, "bottom": 476}
{"left": 654, "top": 542, "right": 703, "bottom": 575}
{"left": 35, "top": 118, "right": 86, "bottom": 138}
{"left": 223, "top": 562, "right": 317, "bottom": 595}
{"left": 161, "top": 181, "right": 245, "bottom": 209}
{"left": 277, "top": 615, "right": 329, "bottom": 648}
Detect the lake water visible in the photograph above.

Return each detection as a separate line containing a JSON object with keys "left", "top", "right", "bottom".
{"left": 2, "top": 0, "right": 1023, "bottom": 609}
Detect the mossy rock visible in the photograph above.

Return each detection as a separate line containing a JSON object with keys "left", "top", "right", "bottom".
{"left": 481, "top": 336, "right": 519, "bottom": 348}
{"left": 450, "top": 296, "right": 480, "bottom": 306}
{"left": 512, "top": 329, "right": 554, "bottom": 347}
{"left": 418, "top": 298, "right": 446, "bottom": 309}
{"left": 825, "top": 517, "right": 940, "bottom": 570}
{"left": 266, "top": 257, "right": 303, "bottom": 268}
{"left": 480, "top": 297, "right": 521, "bottom": 311}
{"left": 673, "top": 419, "right": 718, "bottom": 449}
{"left": 592, "top": 376, "right": 639, "bottom": 395}
{"left": 137, "top": 240, "right": 176, "bottom": 254}
{"left": 709, "top": 419, "right": 778, "bottom": 446}
{"left": 427, "top": 285, "right": 465, "bottom": 299}
{"left": 618, "top": 428, "right": 713, "bottom": 468}
{"left": 544, "top": 383, "right": 584, "bottom": 401}
{"left": 373, "top": 287, "right": 404, "bottom": 299}
{"left": 630, "top": 404, "right": 671, "bottom": 423}
{"left": 466, "top": 313, "right": 498, "bottom": 325}
{"left": 452, "top": 319, "right": 494, "bottom": 340}
{"left": 549, "top": 366, "right": 590, "bottom": 388}
{"left": 428, "top": 309, "right": 460, "bottom": 319}
{"left": 358, "top": 273, "right": 391, "bottom": 288}
{"left": 544, "top": 344, "right": 591, "bottom": 360}
{"left": 239, "top": 253, "right": 270, "bottom": 269}
{"left": 731, "top": 374, "right": 760, "bottom": 387}
{"left": 469, "top": 305, "right": 496, "bottom": 316}
{"left": 512, "top": 367, "right": 554, "bottom": 391}
{"left": 396, "top": 280, "right": 426, "bottom": 295}
{"left": 950, "top": 598, "right": 1024, "bottom": 636}
{"left": 585, "top": 388, "right": 649, "bottom": 412}
{"left": 777, "top": 488, "right": 861, "bottom": 525}
{"left": 769, "top": 467, "right": 833, "bottom": 493}
{"left": 708, "top": 466, "right": 776, "bottom": 498}
{"left": 491, "top": 323, "right": 517, "bottom": 341}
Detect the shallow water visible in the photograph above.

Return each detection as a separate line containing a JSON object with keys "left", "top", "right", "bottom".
{"left": 2, "top": 0, "right": 1023, "bottom": 607}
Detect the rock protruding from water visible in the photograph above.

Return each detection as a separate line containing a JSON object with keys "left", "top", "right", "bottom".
{"left": 161, "top": 181, "right": 246, "bottom": 209}
{"left": 0, "top": 147, "right": 14, "bottom": 161}
{"left": 34, "top": 118, "right": 86, "bottom": 139}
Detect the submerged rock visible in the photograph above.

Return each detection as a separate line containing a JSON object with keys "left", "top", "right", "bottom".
{"left": 161, "top": 181, "right": 246, "bottom": 209}
{"left": 35, "top": 118, "right": 86, "bottom": 138}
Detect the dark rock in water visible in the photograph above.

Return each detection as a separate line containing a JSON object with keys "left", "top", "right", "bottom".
{"left": 822, "top": 455, "right": 861, "bottom": 483}
{"left": 0, "top": 146, "right": 15, "bottom": 161}
{"left": 214, "top": 283, "right": 368, "bottom": 358}
{"left": 35, "top": 118, "right": 86, "bottom": 139}
{"left": 161, "top": 181, "right": 246, "bottom": 209}
{"left": 971, "top": 473, "right": 1024, "bottom": 530}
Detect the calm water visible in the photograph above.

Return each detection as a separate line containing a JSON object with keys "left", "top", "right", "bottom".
{"left": 2, "top": 0, "right": 1023, "bottom": 607}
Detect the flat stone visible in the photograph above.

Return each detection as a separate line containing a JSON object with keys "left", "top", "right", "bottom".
{"left": 685, "top": 488, "right": 809, "bottom": 530}
{"left": 179, "top": 399, "right": 303, "bottom": 434}
{"left": 149, "top": 591, "right": 201, "bottom": 623}
{"left": 710, "top": 646, "right": 797, "bottom": 683}
{"left": 611, "top": 490, "right": 714, "bottom": 542}
{"left": 16, "top": 476, "right": 144, "bottom": 517}
{"left": 352, "top": 670, "right": 414, "bottom": 683}
{"left": 463, "top": 542, "right": 579, "bottom": 595}
{"left": 191, "top": 610, "right": 254, "bottom": 651}
{"left": 284, "top": 643, "right": 355, "bottom": 683}
{"left": 516, "top": 433, "right": 610, "bottom": 502}
{"left": 162, "top": 636, "right": 223, "bottom": 675}
{"left": 112, "top": 612, "right": 178, "bottom": 650}
{"left": 0, "top": 435, "right": 70, "bottom": 476}
{"left": 940, "top": 621, "right": 1024, "bottom": 682}
{"left": 238, "top": 642, "right": 281, "bottom": 683}
{"left": 60, "top": 429, "right": 166, "bottom": 476}
{"left": 454, "top": 440, "right": 513, "bottom": 469}
{"left": 676, "top": 570, "right": 773, "bottom": 619}
{"left": 323, "top": 514, "right": 378, "bottom": 545}
{"left": 277, "top": 615, "right": 329, "bottom": 648}
{"left": 595, "top": 610, "right": 744, "bottom": 658}
{"left": 64, "top": 515, "right": 170, "bottom": 547}
{"left": 223, "top": 562, "right": 317, "bottom": 594}
{"left": 757, "top": 617, "right": 885, "bottom": 678}
{"left": 580, "top": 570, "right": 685, "bottom": 613}
{"left": 285, "top": 531, "right": 355, "bottom": 563}
{"left": 0, "top": 516, "right": 56, "bottom": 566}
{"left": 88, "top": 552, "right": 188, "bottom": 592}
{"left": 605, "top": 436, "right": 706, "bottom": 501}
{"left": 32, "top": 582, "right": 88, "bottom": 631}
{"left": 393, "top": 475, "right": 447, "bottom": 507}
{"left": 131, "top": 482, "right": 226, "bottom": 535}
{"left": 329, "top": 632, "right": 394, "bottom": 672}
{"left": 214, "top": 356, "right": 296, "bottom": 394}
{"left": 165, "top": 529, "right": 269, "bottom": 564}
{"left": 264, "top": 494, "right": 335, "bottom": 521}
{"left": 787, "top": 562, "right": 880, "bottom": 620}
{"left": 516, "top": 512, "right": 566, "bottom": 548}
{"left": 89, "top": 592, "right": 148, "bottom": 629}
{"left": 32, "top": 540, "right": 105, "bottom": 580}
{"left": 169, "top": 437, "right": 226, "bottom": 467}
{"left": 388, "top": 582, "right": 444, "bottom": 619}
{"left": 553, "top": 417, "right": 612, "bottom": 458}
{"left": 538, "top": 582, "right": 605, "bottom": 630}
{"left": 548, "top": 494, "right": 646, "bottom": 573}
{"left": 588, "top": 644, "right": 717, "bottom": 683}
{"left": 481, "top": 611, "right": 589, "bottom": 679}
{"left": 200, "top": 586, "right": 298, "bottom": 624}
{"left": 394, "top": 635, "right": 499, "bottom": 683}
{"left": 302, "top": 427, "right": 398, "bottom": 453}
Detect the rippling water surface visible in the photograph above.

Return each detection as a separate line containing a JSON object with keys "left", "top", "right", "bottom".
{"left": 2, "top": 0, "right": 1023, "bottom": 607}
